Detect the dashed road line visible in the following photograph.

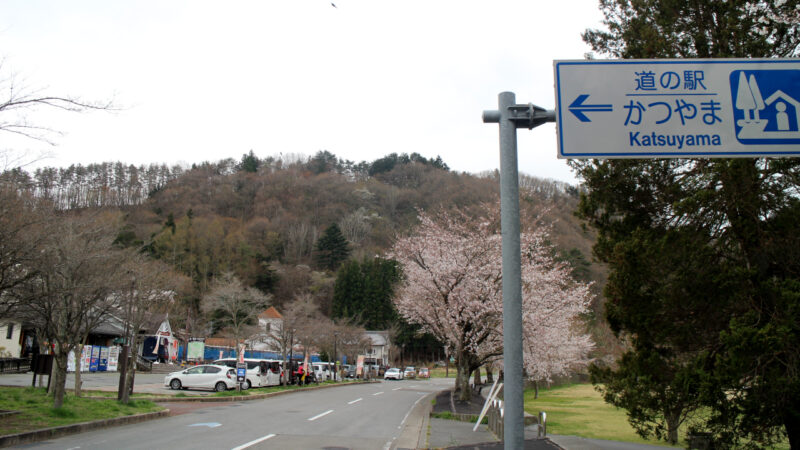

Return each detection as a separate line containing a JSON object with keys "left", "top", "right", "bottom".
{"left": 231, "top": 433, "right": 275, "bottom": 450}
{"left": 308, "top": 409, "right": 334, "bottom": 421}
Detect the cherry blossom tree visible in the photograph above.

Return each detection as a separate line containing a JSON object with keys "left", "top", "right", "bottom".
{"left": 390, "top": 206, "right": 593, "bottom": 401}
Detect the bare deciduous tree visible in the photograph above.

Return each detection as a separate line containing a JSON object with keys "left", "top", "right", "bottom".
{"left": 0, "top": 185, "right": 49, "bottom": 316}
{"left": 14, "top": 211, "right": 125, "bottom": 408}
{"left": 116, "top": 253, "right": 182, "bottom": 403}
{"left": 202, "top": 272, "right": 271, "bottom": 366}
{"left": 330, "top": 317, "right": 370, "bottom": 369}
{"left": 0, "top": 60, "right": 115, "bottom": 146}
{"left": 274, "top": 293, "right": 324, "bottom": 383}
{"left": 338, "top": 207, "right": 372, "bottom": 246}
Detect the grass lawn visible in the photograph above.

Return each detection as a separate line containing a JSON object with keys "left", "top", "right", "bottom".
{"left": 429, "top": 366, "right": 456, "bottom": 378}
{"left": 524, "top": 383, "right": 679, "bottom": 447}
{"left": 0, "top": 387, "right": 164, "bottom": 436}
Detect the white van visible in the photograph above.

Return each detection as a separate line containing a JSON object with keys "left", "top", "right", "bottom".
{"left": 312, "top": 362, "right": 334, "bottom": 381}
{"left": 213, "top": 358, "right": 282, "bottom": 389}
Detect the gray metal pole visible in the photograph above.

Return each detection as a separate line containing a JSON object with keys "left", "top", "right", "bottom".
{"left": 483, "top": 92, "right": 555, "bottom": 449}
{"left": 497, "top": 91, "right": 524, "bottom": 449}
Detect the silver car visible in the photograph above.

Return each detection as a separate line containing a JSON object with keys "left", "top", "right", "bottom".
{"left": 164, "top": 364, "right": 237, "bottom": 392}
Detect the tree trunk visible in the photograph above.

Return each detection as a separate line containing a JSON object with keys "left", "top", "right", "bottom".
{"left": 533, "top": 379, "right": 539, "bottom": 399}
{"left": 74, "top": 344, "right": 83, "bottom": 397}
{"left": 456, "top": 360, "right": 472, "bottom": 402}
{"left": 47, "top": 357, "right": 56, "bottom": 394}
{"left": 784, "top": 408, "right": 800, "bottom": 450}
{"left": 665, "top": 410, "right": 680, "bottom": 445}
{"left": 486, "top": 367, "right": 494, "bottom": 384}
{"left": 121, "top": 352, "right": 135, "bottom": 404}
{"left": 473, "top": 366, "right": 482, "bottom": 386}
{"left": 52, "top": 351, "right": 68, "bottom": 409}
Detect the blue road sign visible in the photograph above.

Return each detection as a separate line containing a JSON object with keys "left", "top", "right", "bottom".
{"left": 554, "top": 59, "right": 800, "bottom": 159}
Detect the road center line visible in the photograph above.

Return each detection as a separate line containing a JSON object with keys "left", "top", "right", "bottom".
{"left": 348, "top": 398, "right": 363, "bottom": 404}
{"left": 308, "top": 409, "right": 334, "bottom": 421}
{"left": 231, "top": 433, "right": 275, "bottom": 450}
{"left": 373, "top": 391, "right": 384, "bottom": 396}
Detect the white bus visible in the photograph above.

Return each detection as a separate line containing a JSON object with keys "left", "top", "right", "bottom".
{"left": 212, "top": 358, "right": 282, "bottom": 389}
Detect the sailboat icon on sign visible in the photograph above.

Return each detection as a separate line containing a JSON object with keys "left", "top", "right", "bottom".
{"left": 732, "top": 69, "right": 800, "bottom": 143}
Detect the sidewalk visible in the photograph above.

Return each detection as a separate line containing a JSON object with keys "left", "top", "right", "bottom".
{"left": 421, "top": 386, "right": 559, "bottom": 449}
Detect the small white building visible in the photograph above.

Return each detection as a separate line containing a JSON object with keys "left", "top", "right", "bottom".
{"left": 249, "top": 306, "right": 283, "bottom": 352}
{"left": 364, "top": 331, "right": 390, "bottom": 365}
{"left": 0, "top": 321, "right": 22, "bottom": 358}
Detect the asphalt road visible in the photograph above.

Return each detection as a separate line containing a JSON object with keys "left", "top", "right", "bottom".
{"left": 9, "top": 377, "right": 451, "bottom": 450}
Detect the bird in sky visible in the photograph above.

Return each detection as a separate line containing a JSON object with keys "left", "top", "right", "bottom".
{"left": 331, "top": 2, "right": 337, "bottom": 7}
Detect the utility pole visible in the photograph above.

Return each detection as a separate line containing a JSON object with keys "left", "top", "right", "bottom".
{"left": 483, "top": 92, "right": 554, "bottom": 449}
{"left": 333, "top": 331, "right": 339, "bottom": 381}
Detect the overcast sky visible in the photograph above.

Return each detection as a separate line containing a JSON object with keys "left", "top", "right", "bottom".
{"left": 1, "top": 1, "right": 604, "bottom": 184}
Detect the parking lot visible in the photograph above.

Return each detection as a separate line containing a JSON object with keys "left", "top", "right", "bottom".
{"left": 0, "top": 370, "right": 215, "bottom": 396}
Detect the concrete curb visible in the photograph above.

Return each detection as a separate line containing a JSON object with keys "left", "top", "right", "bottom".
{"left": 394, "top": 389, "right": 436, "bottom": 449}
{"left": 0, "top": 410, "right": 169, "bottom": 448}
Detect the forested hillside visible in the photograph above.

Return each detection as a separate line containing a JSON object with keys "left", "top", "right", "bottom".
{"left": 3, "top": 150, "right": 612, "bottom": 358}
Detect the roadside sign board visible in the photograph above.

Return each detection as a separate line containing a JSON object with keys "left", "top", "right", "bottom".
{"left": 236, "top": 363, "right": 246, "bottom": 382}
{"left": 554, "top": 59, "right": 800, "bottom": 159}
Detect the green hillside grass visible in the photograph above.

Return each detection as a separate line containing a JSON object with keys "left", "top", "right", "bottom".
{"left": 524, "top": 383, "right": 678, "bottom": 447}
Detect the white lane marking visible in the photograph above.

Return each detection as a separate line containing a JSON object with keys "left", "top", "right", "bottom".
{"left": 231, "top": 433, "right": 276, "bottom": 450}
{"left": 308, "top": 409, "right": 334, "bottom": 421}
{"left": 398, "top": 394, "right": 427, "bottom": 429}
{"left": 66, "top": 447, "right": 81, "bottom": 450}
{"left": 392, "top": 387, "right": 402, "bottom": 391}
{"left": 373, "top": 391, "right": 384, "bottom": 396}
{"left": 348, "top": 397, "right": 363, "bottom": 404}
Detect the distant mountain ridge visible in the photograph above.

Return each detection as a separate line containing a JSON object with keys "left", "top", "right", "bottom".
{"left": 2, "top": 151, "right": 614, "bottom": 355}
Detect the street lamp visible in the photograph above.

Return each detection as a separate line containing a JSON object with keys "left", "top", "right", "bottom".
{"left": 333, "top": 331, "right": 339, "bottom": 381}
{"left": 288, "top": 328, "right": 295, "bottom": 385}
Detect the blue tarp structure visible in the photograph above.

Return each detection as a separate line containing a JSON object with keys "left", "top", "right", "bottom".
{"left": 177, "top": 345, "right": 320, "bottom": 363}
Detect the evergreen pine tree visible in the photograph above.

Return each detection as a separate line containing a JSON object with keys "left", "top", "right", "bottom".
{"left": 332, "top": 260, "right": 363, "bottom": 319}
{"left": 578, "top": 1, "right": 800, "bottom": 446}
{"left": 314, "top": 223, "right": 350, "bottom": 271}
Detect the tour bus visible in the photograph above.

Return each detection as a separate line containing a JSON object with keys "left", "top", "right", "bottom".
{"left": 212, "top": 358, "right": 282, "bottom": 389}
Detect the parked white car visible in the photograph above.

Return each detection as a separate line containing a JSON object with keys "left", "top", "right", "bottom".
{"left": 164, "top": 364, "right": 237, "bottom": 392}
{"left": 313, "top": 362, "right": 334, "bottom": 381}
{"left": 384, "top": 367, "right": 404, "bottom": 380}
